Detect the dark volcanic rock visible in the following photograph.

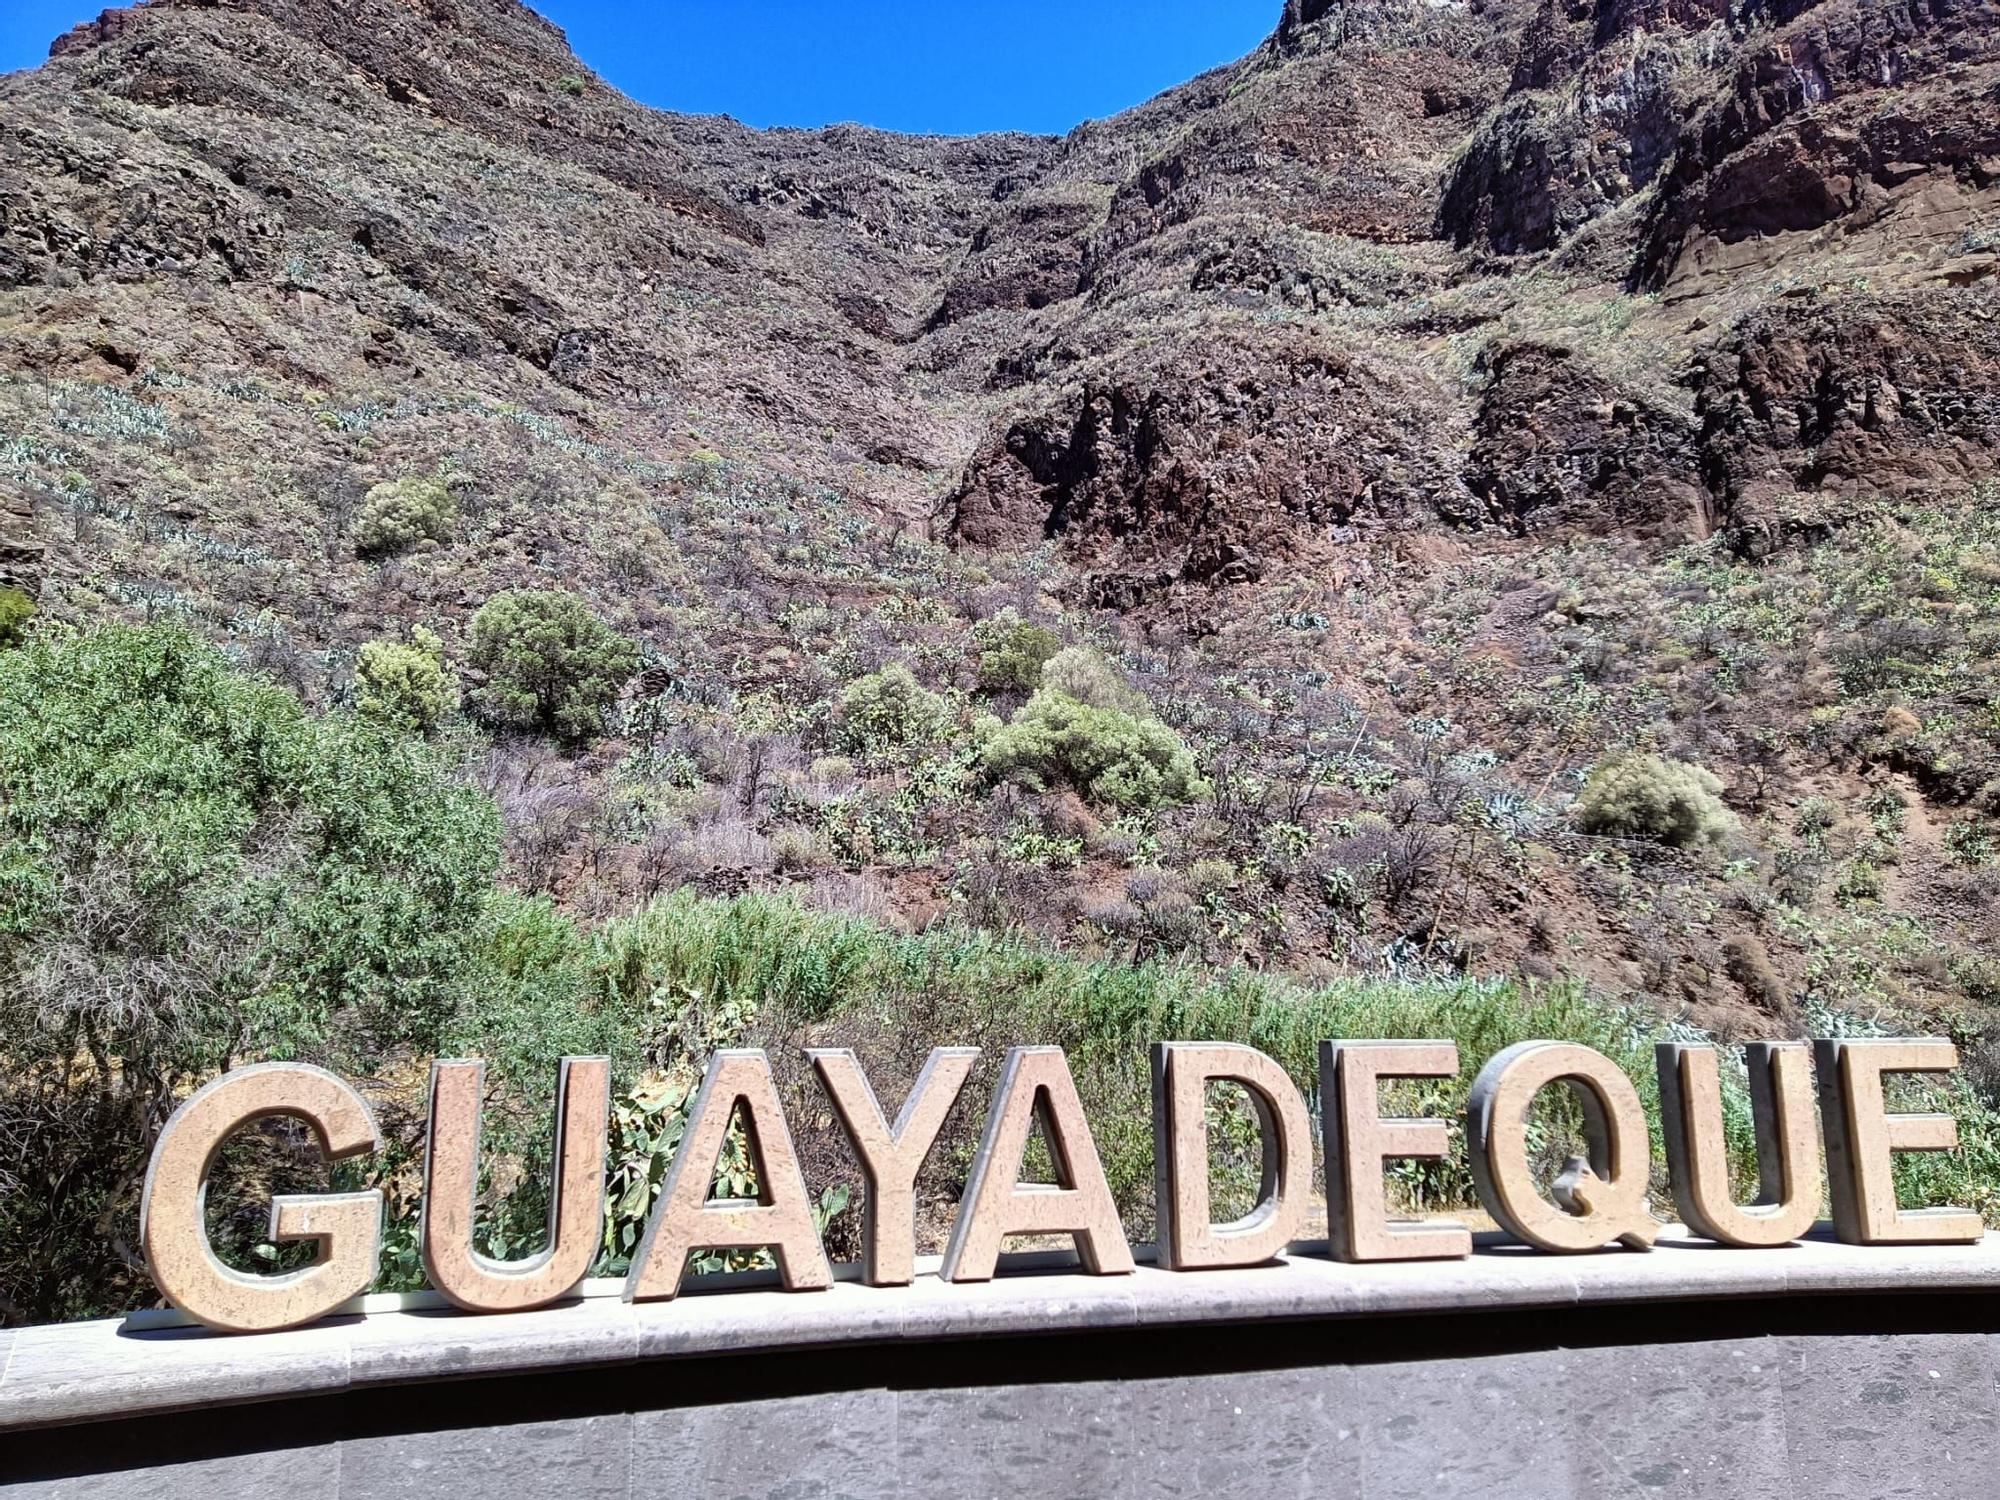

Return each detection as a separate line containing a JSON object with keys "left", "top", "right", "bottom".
{"left": 1465, "top": 344, "right": 1707, "bottom": 538}
{"left": 947, "top": 330, "right": 1462, "bottom": 603}
{"left": 1694, "top": 289, "right": 2000, "bottom": 549}
{"left": 1638, "top": 0, "right": 2000, "bottom": 285}
{"left": 0, "top": 489, "right": 41, "bottom": 592}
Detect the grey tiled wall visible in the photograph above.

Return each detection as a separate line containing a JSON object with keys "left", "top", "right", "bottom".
{"left": 6, "top": 1329, "right": 1997, "bottom": 1498}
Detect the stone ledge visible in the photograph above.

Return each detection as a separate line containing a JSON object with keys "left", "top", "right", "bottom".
{"left": 2, "top": 1226, "right": 1995, "bottom": 1433}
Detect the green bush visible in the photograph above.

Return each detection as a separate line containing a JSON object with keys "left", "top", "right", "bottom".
{"left": 0, "top": 624, "right": 502, "bottom": 1322}
{"left": 355, "top": 626, "right": 457, "bottom": 733}
{"left": 466, "top": 589, "right": 640, "bottom": 743}
{"left": 1574, "top": 751, "right": 1733, "bottom": 849}
{"left": 980, "top": 688, "right": 1208, "bottom": 811}
{"left": 355, "top": 476, "right": 456, "bottom": 558}
{"left": 0, "top": 587, "right": 35, "bottom": 648}
{"left": 974, "top": 610, "right": 1062, "bottom": 694}
{"left": 1038, "top": 645, "right": 1143, "bottom": 711}
{"left": 836, "top": 663, "right": 953, "bottom": 755}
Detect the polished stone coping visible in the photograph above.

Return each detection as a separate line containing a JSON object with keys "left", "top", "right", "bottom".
{"left": 3, "top": 1225, "right": 1996, "bottom": 1432}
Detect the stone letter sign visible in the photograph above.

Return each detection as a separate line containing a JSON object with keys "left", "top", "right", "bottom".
{"left": 136, "top": 1035, "right": 1984, "bottom": 1334}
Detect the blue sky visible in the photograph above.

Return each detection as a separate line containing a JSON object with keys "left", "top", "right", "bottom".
{"left": 2, "top": 1, "right": 1278, "bottom": 135}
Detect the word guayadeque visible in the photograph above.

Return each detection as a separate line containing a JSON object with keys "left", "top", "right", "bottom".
{"left": 140, "top": 1036, "right": 1983, "bottom": 1334}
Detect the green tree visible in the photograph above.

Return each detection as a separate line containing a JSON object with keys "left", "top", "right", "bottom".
{"left": 1037, "top": 645, "right": 1143, "bottom": 711}
{"left": 977, "top": 648, "right": 1204, "bottom": 811}
{"left": 465, "top": 589, "right": 640, "bottom": 743}
{"left": 356, "top": 626, "right": 457, "bottom": 733}
{"left": 0, "top": 625, "right": 502, "bottom": 1323}
{"left": 973, "top": 610, "right": 1062, "bottom": 694}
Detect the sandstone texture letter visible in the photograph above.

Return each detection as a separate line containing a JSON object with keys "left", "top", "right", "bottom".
{"left": 810, "top": 1046, "right": 979, "bottom": 1286}
{"left": 423, "top": 1056, "right": 610, "bottom": 1313}
{"left": 1151, "top": 1041, "right": 1312, "bottom": 1270}
{"left": 1321, "top": 1040, "right": 1471, "bottom": 1263}
{"left": 942, "top": 1046, "right": 1135, "bottom": 1282}
{"left": 625, "top": 1049, "right": 833, "bottom": 1300}
{"left": 141, "top": 1062, "right": 383, "bottom": 1334}
{"left": 1816, "top": 1037, "right": 1984, "bottom": 1245}
{"left": 1657, "top": 1042, "right": 1817, "bottom": 1248}
{"left": 1468, "top": 1041, "right": 1659, "bottom": 1253}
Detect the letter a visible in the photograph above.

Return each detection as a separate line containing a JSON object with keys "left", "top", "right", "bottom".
{"left": 941, "top": 1047, "right": 1134, "bottom": 1282}
{"left": 625, "top": 1050, "right": 832, "bottom": 1300}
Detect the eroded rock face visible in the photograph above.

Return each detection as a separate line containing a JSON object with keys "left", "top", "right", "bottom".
{"left": 930, "top": 188, "right": 1099, "bottom": 328}
{"left": 1445, "top": 38, "right": 1698, "bottom": 253}
{"left": 1465, "top": 344, "right": 1708, "bottom": 539}
{"left": 1276, "top": 0, "right": 1344, "bottom": 50}
{"left": 1694, "top": 290, "right": 2000, "bottom": 549}
{"left": 948, "top": 332, "right": 1464, "bottom": 604}
{"left": 939, "top": 0, "right": 2000, "bottom": 593}
{"left": 0, "top": 489, "right": 40, "bottom": 593}
{"left": 1638, "top": 0, "right": 2000, "bottom": 284}
{"left": 0, "top": 0, "right": 1054, "bottom": 477}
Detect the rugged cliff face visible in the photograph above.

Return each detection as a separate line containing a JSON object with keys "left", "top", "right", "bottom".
{"left": 7, "top": 0, "right": 1996, "bottom": 599}
{"left": 2, "top": 0, "right": 1998, "bottom": 1030}
{"left": 936, "top": 0, "right": 2000, "bottom": 603}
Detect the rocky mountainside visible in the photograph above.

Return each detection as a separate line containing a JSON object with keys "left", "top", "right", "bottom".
{"left": 3, "top": 0, "right": 1998, "bottom": 1042}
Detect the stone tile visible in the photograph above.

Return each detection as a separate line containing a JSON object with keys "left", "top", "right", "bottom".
{"left": 1128, "top": 1257, "right": 1370, "bottom": 1332}
{"left": 891, "top": 1267, "right": 1139, "bottom": 1342}
{"left": 0, "top": 1315, "right": 351, "bottom": 1429}
{"left": 1347, "top": 1244, "right": 1582, "bottom": 1318}
{"left": 1781, "top": 1234, "right": 2000, "bottom": 1298}
{"left": 348, "top": 1297, "right": 636, "bottom": 1385}
{"left": 5, "top": 1444, "right": 341, "bottom": 1500}
{"left": 11, "top": 1238, "right": 2000, "bottom": 1434}
{"left": 1116, "top": 1365, "right": 1363, "bottom": 1500}
{"left": 1564, "top": 1338, "right": 1790, "bottom": 1497}
{"left": 634, "top": 1280, "right": 906, "bottom": 1362}
{"left": 339, "top": 1413, "right": 629, "bottom": 1499}
{"left": 896, "top": 1380, "right": 1132, "bottom": 1499}
{"left": 1778, "top": 1333, "right": 2000, "bottom": 1500}
{"left": 1125, "top": 1244, "right": 1592, "bottom": 1332}
{"left": 632, "top": 1387, "right": 895, "bottom": 1499}
{"left": 1350, "top": 1345, "right": 1590, "bottom": 1499}
{"left": 1566, "top": 1240, "right": 1789, "bottom": 1307}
